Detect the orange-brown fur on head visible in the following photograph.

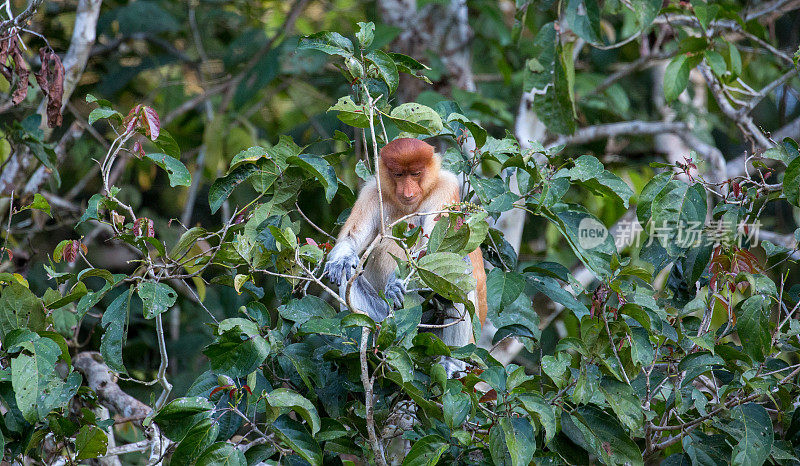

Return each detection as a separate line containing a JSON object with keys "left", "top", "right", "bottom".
{"left": 379, "top": 138, "right": 440, "bottom": 208}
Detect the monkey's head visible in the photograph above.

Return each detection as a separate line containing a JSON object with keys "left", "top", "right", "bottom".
{"left": 379, "top": 138, "right": 439, "bottom": 208}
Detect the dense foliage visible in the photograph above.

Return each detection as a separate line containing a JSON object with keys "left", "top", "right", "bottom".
{"left": 1, "top": 0, "right": 800, "bottom": 464}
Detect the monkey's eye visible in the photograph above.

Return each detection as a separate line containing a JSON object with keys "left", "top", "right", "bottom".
{"left": 410, "top": 172, "right": 421, "bottom": 177}
{"left": 394, "top": 173, "right": 403, "bottom": 178}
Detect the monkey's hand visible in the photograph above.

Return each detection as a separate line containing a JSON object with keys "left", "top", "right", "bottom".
{"left": 385, "top": 272, "right": 405, "bottom": 308}
{"left": 323, "top": 244, "right": 358, "bottom": 286}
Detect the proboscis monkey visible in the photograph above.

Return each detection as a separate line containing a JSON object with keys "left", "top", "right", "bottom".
{"left": 324, "top": 138, "right": 487, "bottom": 376}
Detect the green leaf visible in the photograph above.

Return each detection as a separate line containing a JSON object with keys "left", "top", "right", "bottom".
{"left": 45, "top": 281, "right": 88, "bottom": 309}
{"left": 416, "top": 252, "right": 475, "bottom": 305}
{"left": 154, "top": 129, "right": 181, "bottom": 159}
{"left": 100, "top": 288, "right": 132, "bottom": 373}
{"left": 389, "top": 103, "right": 444, "bottom": 136}
{"left": 683, "top": 431, "right": 731, "bottom": 466}
{"left": 11, "top": 336, "right": 61, "bottom": 422}
{"left": 501, "top": 417, "right": 536, "bottom": 466}
{"left": 386, "top": 346, "right": 415, "bottom": 383}
{"left": 195, "top": 442, "right": 247, "bottom": 466}
{"left": 736, "top": 295, "right": 771, "bottom": 361}
{"left": 209, "top": 160, "right": 279, "bottom": 214}
{"left": 525, "top": 23, "right": 575, "bottom": 134}
{"left": 568, "top": 155, "right": 634, "bottom": 208}
{"left": 729, "top": 42, "right": 742, "bottom": 78}
{"left": 329, "top": 96, "right": 372, "bottom": 128}
{"left": 566, "top": 0, "right": 603, "bottom": 44}
{"left": 21, "top": 193, "right": 51, "bottom": 216}
{"left": 783, "top": 156, "right": 800, "bottom": 206}
{"left": 366, "top": 50, "right": 399, "bottom": 94}
{"left": 203, "top": 327, "right": 270, "bottom": 378}
{"left": 730, "top": 403, "right": 773, "bottom": 466}
{"left": 704, "top": 50, "right": 727, "bottom": 76}
{"left": 87, "top": 107, "right": 122, "bottom": 125}
{"left": 517, "top": 393, "right": 557, "bottom": 443}
{"left": 599, "top": 377, "right": 644, "bottom": 434}
{"left": 402, "top": 435, "right": 448, "bottom": 466}
{"left": 144, "top": 152, "right": 191, "bottom": 187}
{"left": 171, "top": 417, "right": 220, "bottom": 465}
{"left": 650, "top": 181, "right": 707, "bottom": 257}
{"left": 271, "top": 416, "right": 322, "bottom": 466}
{"left": 544, "top": 205, "right": 617, "bottom": 279}
{"left": 170, "top": 226, "right": 207, "bottom": 259}
{"left": 443, "top": 391, "right": 471, "bottom": 429}
{"left": 266, "top": 388, "right": 321, "bottom": 435}
{"left": 0, "top": 282, "right": 46, "bottom": 339}
{"left": 153, "top": 396, "right": 213, "bottom": 440}
{"left": 664, "top": 54, "right": 702, "bottom": 102}
{"left": 137, "top": 281, "right": 177, "bottom": 319}
{"left": 355, "top": 21, "right": 375, "bottom": 48}
{"left": 573, "top": 405, "right": 644, "bottom": 466}
{"left": 287, "top": 154, "right": 338, "bottom": 202}
{"left": 278, "top": 295, "right": 336, "bottom": 325}
{"left": 298, "top": 31, "right": 354, "bottom": 58}
{"left": 74, "top": 425, "right": 108, "bottom": 460}
{"left": 486, "top": 269, "right": 525, "bottom": 312}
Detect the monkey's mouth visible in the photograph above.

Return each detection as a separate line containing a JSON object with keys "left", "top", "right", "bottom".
{"left": 399, "top": 198, "right": 418, "bottom": 205}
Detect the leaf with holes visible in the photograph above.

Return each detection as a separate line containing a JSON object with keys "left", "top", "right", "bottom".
{"left": 138, "top": 281, "right": 177, "bottom": 319}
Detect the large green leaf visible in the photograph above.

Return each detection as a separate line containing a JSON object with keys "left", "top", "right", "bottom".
{"left": 567, "top": 155, "right": 634, "bottom": 208}
{"left": 729, "top": 403, "right": 773, "bottom": 466}
{"left": 171, "top": 417, "right": 220, "bottom": 465}
{"left": 195, "top": 442, "right": 247, "bottom": 466}
{"left": 736, "top": 295, "right": 772, "bottom": 366}
{"left": 138, "top": 280, "right": 177, "bottom": 319}
{"left": 266, "top": 388, "right": 321, "bottom": 435}
{"left": 287, "top": 154, "right": 338, "bottom": 202}
{"left": 650, "top": 181, "right": 707, "bottom": 257}
{"left": 783, "top": 156, "right": 800, "bottom": 206}
{"left": 366, "top": 50, "right": 399, "bottom": 94}
{"left": 544, "top": 205, "right": 617, "bottom": 279}
{"left": 517, "top": 393, "right": 557, "bottom": 443}
{"left": 416, "top": 252, "right": 475, "bottom": 305}
{"left": 11, "top": 334, "right": 78, "bottom": 423}
{"left": 203, "top": 326, "right": 270, "bottom": 378}
{"left": 0, "top": 282, "right": 46, "bottom": 339}
{"left": 486, "top": 269, "right": 525, "bottom": 312}
{"left": 664, "top": 54, "right": 703, "bottom": 102}
{"left": 501, "top": 417, "right": 536, "bottom": 466}
{"left": 297, "top": 32, "right": 354, "bottom": 58}
{"left": 599, "top": 377, "right": 643, "bottom": 434}
{"left": 100, "top": 288, "right": 131, "bottom": 373}
{"left": 271, "top": 416, "right": 322, "bottom": 466}
{"left": 402, "top": 435, "right": 448, "bottom": 466}
{"left": 144, "top": 152, "right": 191, "bottom": 187}
{"left": 525, "top": 23, "right": 575, "bottom": 134}
{"left": 573, "top": 405, "right": 644, "bottom": 466}
{"left": 74, "top": 425, "right": 108, "bottom": 460}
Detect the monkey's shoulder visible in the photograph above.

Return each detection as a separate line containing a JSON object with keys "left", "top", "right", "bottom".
{"left": 431, "top": 169, "right": 460, "bottom": 194}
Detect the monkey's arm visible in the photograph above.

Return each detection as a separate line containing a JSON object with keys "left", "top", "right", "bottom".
{"left": 323, "top": 180, "right": 381, "bottom": 286}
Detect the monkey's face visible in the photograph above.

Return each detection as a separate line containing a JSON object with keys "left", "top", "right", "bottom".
{"left": 389, "top": 169, "right": 425, "bottom": 206}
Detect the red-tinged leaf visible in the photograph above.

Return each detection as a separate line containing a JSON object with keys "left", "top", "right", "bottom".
{"left": 80, "top": 243, "right": 88, "bottom": 254}
{"left": 132, "top": 141, "right": 144, "bottom": 159}
{"left": 479, "top": 389, "right": 497, "bottom": 403}
{"left": 306, "top": 238, "right": 318, "bottom": 247}
{"left": 0, "top": 247, "right": 12, "bottom": 261}
{"left": 209, "top": 385, "right": 232, "bottom": 397}
{"left": 9, "top": 37, "right": 29, "bottom": 105}
{"left": 34, "top": 47, "right": 65, "bottom": 127}
{"left": 321, "top": 242, "right": 332, "bottom": 252}
{"left": 64, "top": 240, "right": 79, "bottom": 263}
{"left": 143, "top": 106, "right": 161, "bottom": 140}
{"left": 242, "top": 385, "right": 252, "bottom": 395}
